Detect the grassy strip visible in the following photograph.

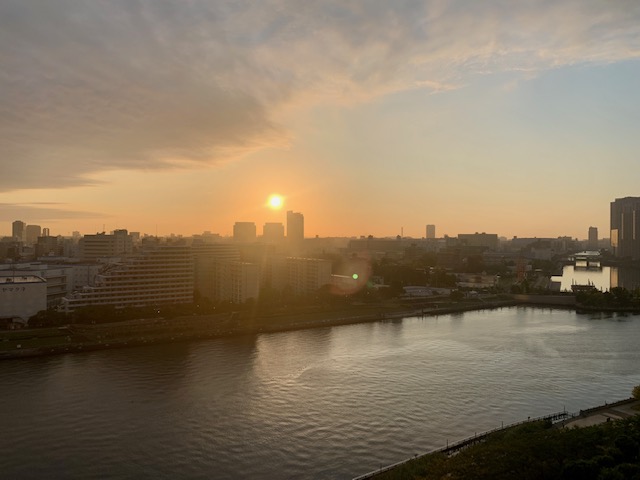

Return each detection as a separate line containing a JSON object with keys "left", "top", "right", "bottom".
{"left": 370, "top": 417, "right": 640, "bottom": 480}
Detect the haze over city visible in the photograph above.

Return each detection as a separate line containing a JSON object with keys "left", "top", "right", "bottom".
{"left": 2, "top": 1, "right": 640, "bottom": 238}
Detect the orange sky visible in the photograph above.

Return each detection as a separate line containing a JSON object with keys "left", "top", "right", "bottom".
{"left": 2, "top": 1, "right": 640, "bottom": 240}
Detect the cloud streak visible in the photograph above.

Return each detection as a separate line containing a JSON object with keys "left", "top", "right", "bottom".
{"left": 2, "top": 0, "right": 639, "bottom": 191}
{"left": 0, "top": 203, "right": 108, "bottom": 223}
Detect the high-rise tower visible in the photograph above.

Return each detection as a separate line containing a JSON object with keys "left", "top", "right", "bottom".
{"left": 287, "top": 211, "right": 304, "bottom": 249}
{"left": 12, "top": 220, "right": 26, "bottom": 242}
{"left": 611, "top": 197, "right": 640, "bottom": 260}
{"left": 587, "top": 226, "right": 598, "bottom": 250}
{"left": 426, "top": 224, "right": 436, "bottom": 239}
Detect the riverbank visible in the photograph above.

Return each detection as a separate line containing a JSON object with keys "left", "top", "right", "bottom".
{"left": 355, "top": 398, "right": 640, "bottom": 480}
{"left": 0, "top": 298, "right": 517, "bottom": 360}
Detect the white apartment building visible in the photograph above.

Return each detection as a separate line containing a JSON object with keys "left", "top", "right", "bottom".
{"left": 286, "top": 257, "right": 332, "bottom": 296}
{"left": 193, "top": 244, "right": 240, "bottom": 301}
{"left": 216, "top": 261, "right": 260, "bottom": 304}
{"left": 60, "top": 246, "right": 193, "bottom": 313}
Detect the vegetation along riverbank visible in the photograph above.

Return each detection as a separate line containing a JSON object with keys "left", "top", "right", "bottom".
{"left": 359, "top": 396, "right": 640, "bottom": 480}
{"left": 1, "top": 296, "right": 517, "bottom": 360}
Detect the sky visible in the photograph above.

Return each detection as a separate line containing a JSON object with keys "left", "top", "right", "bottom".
{"left": 2, "top": 0, "right": 640, "bottom": 239}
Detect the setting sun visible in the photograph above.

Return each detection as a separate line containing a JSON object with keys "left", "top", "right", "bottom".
{"left": 267, "top": 194, "right": 284, "bottom": 209}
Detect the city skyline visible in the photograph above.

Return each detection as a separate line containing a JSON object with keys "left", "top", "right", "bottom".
{"left": 2, "top": 1, "right": 640, "bottom": 238}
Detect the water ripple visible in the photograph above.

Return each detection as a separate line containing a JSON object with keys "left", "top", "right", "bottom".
{"left": 2, "top": 308, "right": 640, "bottom": 479}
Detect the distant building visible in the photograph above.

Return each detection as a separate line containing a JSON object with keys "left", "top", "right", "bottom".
{"left": 458, "top": 233, "right": 499, "bottom": 250}
{"left": 286, "top": 211, "right": 304, "bottom": 249}
{"left": 426, "top": 224, "right": 436, "bottom": 239}
{"left": 0, "top": 275, "right": 47, "bottom": 322}
{"left": 263, "top": 222, "right": 285, "bottom": 244}
{"left": 35, "top": 236, "right": 62, "bottom": 258}
{"left": 79, "top": 230, "right": 133, "bottom": 259}
{"left": 42, "top": 228, "right": 50, "bottom": 237}
{"left": 0, "top": 238, "right": 21, "bottom": 261}
{"left": 611, "top": 197, "right": 640, "bottom": 260}
{"left": 25, "top": 225, "right": 42, "bottom": 245}
{"left": 233, "top": 222, "right": 257, "bottom": 243}
{"left": 588, "top": 226, "right": 598, "bottom": 250}
{"left": 12, "top": 220, "right": 26, "bottom": 242}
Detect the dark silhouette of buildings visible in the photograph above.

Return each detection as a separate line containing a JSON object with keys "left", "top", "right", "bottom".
{"left": 286, "top": 211, "right": 304, "bottom": 248}
{"left": 263, "top": 222, "right": 285, "bottom": 244}
{"left": 233, "top": 222, "right": 257, "bottom": 243}
{"left": 426, "top": 224, "right": 436, "bottom": 239}
{"left": 12, "top": 220, "right": 25, "bottom": 242}
{"left": 588, "top": 226, "right": 598, "bottom": 250}
{"left": 610, "top": 197, "right": 640, "bottom": 260}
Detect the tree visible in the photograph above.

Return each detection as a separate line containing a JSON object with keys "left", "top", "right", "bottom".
{"left": 449, "top": 290, "right": 465, "bottom": 302}
{"left": 633, "top": 385, "right": 640, "bottom": 400}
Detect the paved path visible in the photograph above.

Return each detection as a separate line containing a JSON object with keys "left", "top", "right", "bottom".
{"left": 562, "top": 399, "right": 640, "bottom": 429}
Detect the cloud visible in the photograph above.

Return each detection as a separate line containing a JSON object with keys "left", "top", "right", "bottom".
{"left": 2, "top": 0, "right": 639, "bottom": 191}
{"left": 0, "top": 203, "right": 108, "bottom": 223}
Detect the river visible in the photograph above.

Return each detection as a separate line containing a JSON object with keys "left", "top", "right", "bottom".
{"left": 551, "top": 264, "right": 640, "bottom": 291}
{"left": 2, "top": 307, "right": 640, "bottom": 479}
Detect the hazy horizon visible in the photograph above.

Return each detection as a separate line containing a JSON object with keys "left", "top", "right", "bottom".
{"left": 2, "top": 1, "right": 640, "bottom": 239}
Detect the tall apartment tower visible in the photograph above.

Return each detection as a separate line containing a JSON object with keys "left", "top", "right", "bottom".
{"left": 287, "top": 211, "right": 304, "bottom": 248}
{"left": 12, "top": 220, "right": 26, "bottom": 242}
{"left": 25, "top": 225, "right": 42, "bottom": 245}
{"left": 587, "top": 226, "right": 598, "bottom": 250}
{"left": 426, "top": 224, "right": 436, "bottom": 239}
{"left": 610, "top": 197, "right": 640, "bottom": 260}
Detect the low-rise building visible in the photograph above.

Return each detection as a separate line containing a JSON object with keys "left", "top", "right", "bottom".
{"left": 0, "top": 275, "right": 47, "bottom": 322}
{"left": 0, "top": 263, "right": 74, "bottom": 308}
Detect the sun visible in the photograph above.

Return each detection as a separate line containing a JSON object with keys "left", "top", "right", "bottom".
{"left": 267, "top": 194, "right": 284, "bottom": 209}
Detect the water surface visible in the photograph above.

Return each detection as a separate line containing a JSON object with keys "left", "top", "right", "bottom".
{"left": 2, "top": 307, "right": 639, "bottom": 479}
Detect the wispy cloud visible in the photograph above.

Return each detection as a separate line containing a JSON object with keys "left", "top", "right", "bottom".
{"left": 0, "top": 203, "right": 108, "bottom": 222}
{"left": 2, "top": 0, "right": 639, "bottom": 191}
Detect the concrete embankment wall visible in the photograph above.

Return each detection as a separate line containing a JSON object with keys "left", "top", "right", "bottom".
{"left": 512, "top": 294, "right": 576, "bottom": 307}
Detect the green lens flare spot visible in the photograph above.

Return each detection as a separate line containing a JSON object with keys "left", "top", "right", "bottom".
{"left": 352, "top": 274, "right": 359, "bottom": 280}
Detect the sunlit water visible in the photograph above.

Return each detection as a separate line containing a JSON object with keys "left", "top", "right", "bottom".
{"left": 551, "top": 265, "right": 613, "bottom": 291}
{"left": 551, "top": 264, "right": 640, "bottom": 291}
{"left": 2, "top": 307, "right": 640, "bottom": 479}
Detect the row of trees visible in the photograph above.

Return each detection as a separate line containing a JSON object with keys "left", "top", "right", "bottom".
{"left": 577, "top": 287, "right": 640, "bottom": 309}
